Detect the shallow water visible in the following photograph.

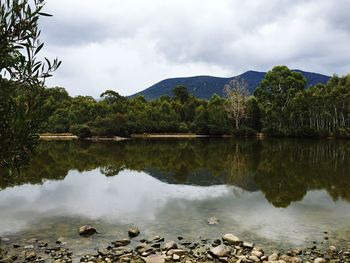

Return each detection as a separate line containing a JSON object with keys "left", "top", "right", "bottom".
{"left": 1, "top": 139, "right": 350, "bottom": 253}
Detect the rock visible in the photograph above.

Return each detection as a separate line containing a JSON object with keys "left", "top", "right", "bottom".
{"left": 0, "top": 237, "right": 10, "bottom": 243}
{"left": 172, "top": 254, "right": 180, "bottom": 261}
{"left": 24, "top": 245, "right": 35, "bottom": 249}
{"left": 314, "top": 258, "right": 327, "bottom": 263}
{"left": 329, "top": 245, "right": 337, "bottom": 252}
{"left": 113, "top": 239, "right": 131, "bottom": 247}
{"left": 248, "top": 255, "right": 260, "bottom": 262}
{"left": 269, "top": 252, "right": 279, "bottom": 261}
{"left": 177, "top": 236, "right": 183, "bottom": 240}
{"left": 167, "top": 249, "right": 186, "bottom": 257}
{"left": 136, "top": 244, "right": 154, "bottom": 254}
{"left": 163, "top": 241, "right": 177, "bottom": 251}
{"left": 25, "top": 251, "right": 36, "bottom": 260}
{"left": 208, "top": 217, "right": 220, "bottom": 225}
{"left": 128, "top": 227, "right": 140, "bottom": 238}
{"left": 78, "top": 226, "right": 97, "bottom": 237}
{"left": 222, "top": 234, "right": 241, "bottom": 245}
{"left": 56, "top": 237, "right": 65, "bottom": 244}
{"left": 209, "top": 244, "right": 231, "bottom": 258}
{"left": 243, "top": 242, "right": 254, "bottom": 249}
{"left": 251, "top": 250, "right": 263, "bottom": 258}
{"left": 13, "top": 244, "right": 20, "bottom": 248}
{"left": 98, "top": 248, "right": 109, "bottom": 256}
{"left": 144, "top": 254, "right": 165, "bottom": 263}
{"left": 0, "top": 258, "right": 14, "bottom": 263}
{"left": 289, "top": 257, "right": 302, "bottom": 263}
{"left": 213, "top": 239, "right": 221, "bottom": 247}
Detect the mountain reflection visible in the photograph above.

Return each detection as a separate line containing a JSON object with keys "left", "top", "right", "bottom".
{"left": 1, "top": 138, "right": 349, "bottom": 208}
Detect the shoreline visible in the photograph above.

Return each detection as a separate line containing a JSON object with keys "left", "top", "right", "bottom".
{"left": 38, "top": 133, "right": 350, "bottom": 141}
{"left": 0, "top": 228, "right": 346, "bottom": 263}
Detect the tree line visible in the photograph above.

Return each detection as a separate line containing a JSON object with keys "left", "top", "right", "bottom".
{"left": 38, "top": 66, "right": 350, "bottom": 138}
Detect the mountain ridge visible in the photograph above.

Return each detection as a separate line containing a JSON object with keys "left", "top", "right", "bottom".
{"left": 131, "top": 70, "right": 331, "bottom": 100}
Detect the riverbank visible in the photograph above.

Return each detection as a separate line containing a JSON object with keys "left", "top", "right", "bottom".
{"left": 0, "top": 227, "right": 347, "bottom": 263}
{"left": 39, "top": 133, "right": 265, "bottom": 140}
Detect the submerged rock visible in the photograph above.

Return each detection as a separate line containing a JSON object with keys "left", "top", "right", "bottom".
{"left": 208, "top": 217, "right": 220, "bottom": 225}
{"left": 113, "top": 239, "right": 131, "bottom": 247}
{"left": 128, "top": 227, "right": 140, "bottom": 238}
{"left": 78, "top": 225, "right": 97, "bottom": 237}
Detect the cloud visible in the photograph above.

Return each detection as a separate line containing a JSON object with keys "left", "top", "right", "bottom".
{"left": 40, "top": 0, "right": 350, "bottom": 97}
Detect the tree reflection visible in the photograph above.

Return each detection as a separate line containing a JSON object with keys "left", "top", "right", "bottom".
{"left": 0, "top": 138, "right": 349, "bottom": 208}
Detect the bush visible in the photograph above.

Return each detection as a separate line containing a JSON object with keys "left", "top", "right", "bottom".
{"left": 70, "top": 124, "right": 92, "bottom": 139}
{"left": 232, "top": 127, "right": 257, "bottom": 137}
{"left": 334, "top": 128, "right": 350, "bottom": 138}
{"left": 262, "top": 127, "right": 284, "bottom": 137}
{"left": 288, "top": 128, "right": 320, "bottom": 138}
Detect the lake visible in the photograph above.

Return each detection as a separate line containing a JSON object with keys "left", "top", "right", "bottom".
{"left": 1, "top": 138, "right": 350, "bottom": 256}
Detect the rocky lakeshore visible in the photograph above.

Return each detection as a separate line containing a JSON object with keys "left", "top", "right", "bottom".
{"left": 0, "top": 226, "right": 349, "bottom": 263}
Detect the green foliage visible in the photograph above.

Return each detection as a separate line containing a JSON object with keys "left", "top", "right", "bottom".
{"left": 35, "top": 66, "right": 350, "bottom": 139}
{"left": 70, "top": 124, "right": 92, "bottom": 139}
{"left": 0, "top": 0, "right": 60, "bottom": 170}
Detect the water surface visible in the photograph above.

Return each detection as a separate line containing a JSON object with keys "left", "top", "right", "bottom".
{"left": 1, "top": 139, "right": 350, "bottom": 253}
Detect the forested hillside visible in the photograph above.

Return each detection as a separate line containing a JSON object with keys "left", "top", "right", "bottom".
{"left": 39, "top": 66, "right": 349, "bottom": 138}
{"left": 131, "top": 70, "right": 330, "bottom": 100}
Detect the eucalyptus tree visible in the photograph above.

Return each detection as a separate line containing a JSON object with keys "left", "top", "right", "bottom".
{"left": 0, "top": 0, "right": 60, "bottom": 171}
{"left": 224, "top": 77, "right": 249, "bottom": 130}
{"left": 254, "top": 66, "right": 306, "bottom": 133}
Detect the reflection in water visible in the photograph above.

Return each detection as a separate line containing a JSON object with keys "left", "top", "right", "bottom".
{"left": 1, "top": 139, "right": 350, "bottom": 207}
{"left": 0, "top": 139, "right": 350, "bottom": 250}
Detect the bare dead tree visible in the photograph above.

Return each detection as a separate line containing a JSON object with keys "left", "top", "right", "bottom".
{"left": 224, "top": 78, "right": 249, "bottom": 129}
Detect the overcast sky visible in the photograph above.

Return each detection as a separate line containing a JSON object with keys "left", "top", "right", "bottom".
{"left": 40, "top": 0, "right": 350, "bottom": 97}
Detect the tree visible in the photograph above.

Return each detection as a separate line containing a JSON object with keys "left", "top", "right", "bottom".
{"left": 0, "top": 0, "right": 60, "bottom": 171}
{"left": 224, "top": 78, "right": 249, "bottom": 130}
{"left": 254, "top": 66, "right": 306, "bottom": 133}
{"left": 173, "top": 85, "right": 189, "bottom": 103}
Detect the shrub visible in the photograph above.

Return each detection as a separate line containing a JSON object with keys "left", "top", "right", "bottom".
{"left": 70, "top": 124, "right": 92, "bottom": 139}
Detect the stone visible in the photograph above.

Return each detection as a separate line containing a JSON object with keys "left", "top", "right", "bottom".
{"left": 251, "top": 250, "right": 263, "bottom": 258}
{"left": 136, "top": 244, "right": 154, "bottom": 254}
{"left": 24, "top": 245, "right": 35, "bottom": 249}
{"left": 243, "top": 242, "right": 254, "bottom": 249}
{"left": 128, "top": 227, "right": 140, "bottom": 238}
{"left": 210, "top": 244, "right": 231, "bottom": 258}
{"left": 248, "top": 255, "right": 260, "bottom": 262}
{"left": 172, "top": 254, "right": 180, "bottom": 261}
{"left": 0, "top": 237, "right": 10, "bottom": 243}
{"left": 269, "top": 252, "right": 279, "bottom": 261}
{"left": 167, "top": 249, "right": 186, "bottom": 257}
{"left": 0, "top": 258, "right": 14, "bottom": 263}
{"left": 98, "top": 248, "right": 109, "bottom": 256}
{"left": 78, "top": 226, "right": 97, "bottom": 237}
{"left": 25, "top": 251, "right": 37, "bottom": 260}
{"left": 314, "top": 258, "right": 327, "bottom": 263}
{"left": 144, "top": 254, "right": 165, "bottom": 263}
{"left": 163, "top": 241, "right": 177, "bottom": 251}
{"left": 329, "top": 246, "right": 337, "bottom": 252}
{"left": 208, "top": 217, "right": 220, "bottom": 225}
{"left": 113, "top": 239, "right": 131, "bottom": 247}
{"left": 290, "top": 257, "right": 302, "bottom": 263}
{"left": 213, "top": 239, "right": 221, "bottom": 247}
{"left": 222, "top": 234, "right": 240, "bottom": 245}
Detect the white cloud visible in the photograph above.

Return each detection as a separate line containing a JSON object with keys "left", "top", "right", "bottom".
{"left": 40, "top": 0, "right": 350, "bottom": 97}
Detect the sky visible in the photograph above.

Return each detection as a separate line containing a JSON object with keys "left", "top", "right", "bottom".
{"left": 40, "top": 0, "right": 350, "bottom": 97}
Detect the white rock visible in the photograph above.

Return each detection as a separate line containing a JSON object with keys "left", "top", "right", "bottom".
{"left": 222, "top": 233, "right": 241, "bottom": 245}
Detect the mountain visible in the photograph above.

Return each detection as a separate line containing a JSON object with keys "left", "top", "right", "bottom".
{"left": 131, "top": 70, "right": 330, "bottom": 100}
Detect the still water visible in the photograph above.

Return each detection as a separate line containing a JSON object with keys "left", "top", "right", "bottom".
{"left": 0, "top": 139, "right": 350, "bottom": 254}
